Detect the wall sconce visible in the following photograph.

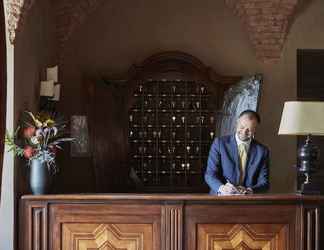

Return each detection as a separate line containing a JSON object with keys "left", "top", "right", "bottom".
{"left": 40, "top": 80, "right": 54, "bottom": 97}
{"left": 40, "top": 65, "right": 60, "bottom": 112}
{"left": 46, "top": 65, "right": 58, "bottom": 83}
{"left": 70, "top": 115, "right": 90, "bottom": 157}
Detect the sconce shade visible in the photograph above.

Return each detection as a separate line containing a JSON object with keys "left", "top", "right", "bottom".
{"left": 278, "top": 101, "right": 324, "bottom": 135}
{"left": 51, "top": 84, "right": 61, "bottom": 101}
{"left": 40, "top": 80, "right": 54, "bottom": 97}
{"left": 46, "top": 65, "right": 58, "bottom": 83}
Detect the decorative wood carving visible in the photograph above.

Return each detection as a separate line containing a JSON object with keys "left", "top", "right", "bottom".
{"left": 185, "top": 204, "right": 299, "bottom": 250}
{"left": 63, "top": 223, "right": 151, "bottom": 250}
{"left": 198, "top": 224, "right": 288, "bottom": 250}
{"left": 49, "top": 203, "right": 161, "bottom": 250}
{"left": 162, "top": 205, "right": 183, "bottom": 250}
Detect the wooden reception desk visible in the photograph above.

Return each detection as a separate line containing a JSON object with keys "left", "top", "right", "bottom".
{"left": 19, "top": 194, "right": 324, "bottom": 250}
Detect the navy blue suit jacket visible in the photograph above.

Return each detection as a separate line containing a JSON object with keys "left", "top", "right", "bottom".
{"left": 204, "top": 135, "right": 269, "bottom": 194}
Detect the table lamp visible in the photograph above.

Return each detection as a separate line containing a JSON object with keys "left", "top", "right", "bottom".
{"left": 278, "top": 101, "right": 324, "bottom": 194}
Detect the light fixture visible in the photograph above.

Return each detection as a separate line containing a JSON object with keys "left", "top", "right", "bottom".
{"left": 40, "top": 65, "right": 60, "bottom": 112}
{"left": 278, "top": 101, "right": 324, "bottom": 194}
{"left": 40, "top": 80, "right": 54, "bottom": 97}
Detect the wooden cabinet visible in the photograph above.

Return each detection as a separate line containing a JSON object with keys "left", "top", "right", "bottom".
{"left": 20, "top": 194, "right": 324, "bottom": 250}
{"left": 86, "top": 51, "right": 241, "bottom": 193}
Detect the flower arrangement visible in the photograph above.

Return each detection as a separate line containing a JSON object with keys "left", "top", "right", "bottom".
{"left": 5, "top": 111, "right": 74, "bottom": 174}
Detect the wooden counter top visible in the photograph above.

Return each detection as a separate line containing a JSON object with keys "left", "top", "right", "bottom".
{"left": 21, "top": 193, "right": 324, "bottom": 202}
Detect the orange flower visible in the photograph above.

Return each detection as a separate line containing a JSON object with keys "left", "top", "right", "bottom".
{"left": 23, "top": 126, "right": 36, "bottom": 138}
{"left": 23, "top": 146, "right": 35, "bottom": 159}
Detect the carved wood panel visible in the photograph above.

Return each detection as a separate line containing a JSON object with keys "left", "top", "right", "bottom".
{"left": 62, "top": 223, "right": 152, "bottom": 250}
{"left": 185, "top": 205, "right": 298, "bottom": 250}
{"left": 198, "top": 224, "right": 288, "bottom": 250}
{"left": 50, "top": 204, "right": 161, "bottom": 250}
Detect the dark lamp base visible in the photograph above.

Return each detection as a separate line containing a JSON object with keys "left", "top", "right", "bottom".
{"left": 299, "top": 182, "right": 321, "bottom": 195}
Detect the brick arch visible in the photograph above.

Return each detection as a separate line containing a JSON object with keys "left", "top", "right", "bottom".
{"left": 6, "top": 0, "right": 306, "bottom": 63}
{"left": 224, "top": 0, "right": 302, "bottom": 63}
{"left": 60, "top": 0, "right": 304, "bottom": 63}
{"left": 5, "top": 0, "right": 105, "bottom": 47}
{"left": 56, "top": 0, "right": 105, "bottom": 60}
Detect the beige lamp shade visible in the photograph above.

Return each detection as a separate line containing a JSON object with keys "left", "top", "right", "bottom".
{"left": 278, "top": 101, "right": 324, "bottom": 135}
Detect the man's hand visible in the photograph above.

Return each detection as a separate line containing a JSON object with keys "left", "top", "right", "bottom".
{"left": 237, "top": 186, "right": 253, "bottom": 194}
{"left": 218, "top": 182, "right": 240, "bottom": 195}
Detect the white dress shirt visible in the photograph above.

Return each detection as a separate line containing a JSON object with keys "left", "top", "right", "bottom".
{"left": 235, "top": 133, "right": 251, "bottom": 152}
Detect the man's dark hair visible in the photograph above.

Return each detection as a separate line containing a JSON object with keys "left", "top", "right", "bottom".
{"left": 238, "top": 110, "right": 261, "bottom": 124}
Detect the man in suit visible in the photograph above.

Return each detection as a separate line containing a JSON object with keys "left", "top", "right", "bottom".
{"left": 205, "top": 110, "right": 269, "bottom": 195}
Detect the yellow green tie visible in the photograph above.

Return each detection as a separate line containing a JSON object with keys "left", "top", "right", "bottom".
{"left": 238, "top": 143, "right": 247, "bottom": 185}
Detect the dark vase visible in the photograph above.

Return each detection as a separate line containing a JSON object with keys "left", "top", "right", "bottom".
{"left": 29, "top": 158, "right": 50, "bottom": 195}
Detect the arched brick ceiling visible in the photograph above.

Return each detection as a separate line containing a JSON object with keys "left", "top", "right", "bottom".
{"left": 56, "top": 0, "right": 105, "bottom": 59}
{"left": 5, "top": 0, "right": 105, "bottom": 48}
{"left": 6, "top": 0, "right": 305, "bottom": 63}
{"left": 225, "top": 0, "right": 301, "bottom": 63}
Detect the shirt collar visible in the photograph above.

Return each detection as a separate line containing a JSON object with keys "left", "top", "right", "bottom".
{"left": 235, "top": 133, "right": 251, "bottom": 149}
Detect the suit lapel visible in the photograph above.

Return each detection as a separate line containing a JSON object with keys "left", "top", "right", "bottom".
{"left": 229, "top": 135, "right": 240, "bottom": 184}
